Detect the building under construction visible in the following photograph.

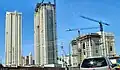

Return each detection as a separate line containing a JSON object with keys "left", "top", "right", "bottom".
{"left": 71, "top": 32, "right": 116, "bottom": 65}
{"left": 34, "top": 0, "right": 58, "bottom": 66}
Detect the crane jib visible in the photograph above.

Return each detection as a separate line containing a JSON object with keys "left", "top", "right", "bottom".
{"left": 80, "top": 15, "right": 110, "bottom": 26}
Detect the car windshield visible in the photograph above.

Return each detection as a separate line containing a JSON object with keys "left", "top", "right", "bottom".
{"left": 81, "top": 57, "right": 107, "bottom": 68}
{"left": 109, "top": 57, "right": 120, "bottom": 64}
{"left": 117, "top": 58, "right": 120, "bottom": 64}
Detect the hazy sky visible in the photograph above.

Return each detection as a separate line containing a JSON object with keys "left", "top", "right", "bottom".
{"left": 0, "top": 0, "right": 120, "bottom": 63}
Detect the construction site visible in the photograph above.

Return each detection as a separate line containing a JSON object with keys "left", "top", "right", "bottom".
{"left": 1, "top": 0, "right": 119, "bottom": 70}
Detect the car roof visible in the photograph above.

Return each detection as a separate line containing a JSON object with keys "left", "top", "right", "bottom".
{"left": 85, "top": 56, "right": 107, "bottom": 59}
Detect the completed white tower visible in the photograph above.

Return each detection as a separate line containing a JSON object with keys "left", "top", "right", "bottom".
{"left": 5, "top": 11, "right": 22, "bottom": 66}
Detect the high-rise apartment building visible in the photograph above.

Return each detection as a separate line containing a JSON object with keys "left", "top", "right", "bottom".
{"left": 34, "top": 2, "right": 57, "bottom": 65}
{"left": 5, "top": 11, "right": 22, "bottom": 66}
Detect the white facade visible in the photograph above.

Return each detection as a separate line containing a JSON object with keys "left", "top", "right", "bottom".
{"left": 34, "top": 2, "right": 57, "bottom": 65}
{"left": 97, "top": 32, "right": 116, "bottom": 56}
{"left": 58, "top": 55, "right": 78, "bottom": 67}
{"left": 5, "top": 11, "right": 22, "bottom": 66}
{"left": 24, "top": 56, "right": 29, "bottom": 65}
{"left": 29, "top": 52, "right": 33, "bottom": 65}
{"left": 21, "top": 55, "right": 33, "bottom": 66}
{"left": 21, "top": 56, "right": 25, "bottom": 66}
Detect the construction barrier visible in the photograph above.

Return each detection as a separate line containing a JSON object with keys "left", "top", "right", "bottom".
{"left": 0, "top": 67, "right": 65, "bottom": 70}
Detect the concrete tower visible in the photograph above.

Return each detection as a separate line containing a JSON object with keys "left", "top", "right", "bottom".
{"left": 5, "top": 11, "right": 22, "bottom": 66}
{"left": 34, "top": 2, "right": 57, "bottom": 65}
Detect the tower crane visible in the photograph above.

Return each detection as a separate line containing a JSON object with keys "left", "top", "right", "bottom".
{"left": 61, "top": 42, "right": 66, "bottom": 57}
{"left": 80, "top": 15, "right": 110, "bottom": 56}
{"left": 41, "top": 0, "right": 44, "bottom": 3}
{"left": 66, "top": 27, "right": 99, "bottom": 36}
{"left": 0, "top": 56, "right": 2, "bottom": 64}
{"left": 66, "top": 27, "right": 99, "bottom": 64}
{"left": 60, "top": 42, "right": 68, "bottom": 67}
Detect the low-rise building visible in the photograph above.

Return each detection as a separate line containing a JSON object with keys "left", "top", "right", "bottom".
{"left": 58, "top": 55, "right": 78, "bottom": 67}
{"left": 21, "top": 52, "right": 34, "bottom": 66}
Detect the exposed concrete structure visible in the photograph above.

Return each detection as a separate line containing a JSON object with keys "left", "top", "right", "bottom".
{"left": 34, "top": 2, "right": 57, "bottom": 65}
{"left": 71, "top": 32, "right": 116, "bottom": 66}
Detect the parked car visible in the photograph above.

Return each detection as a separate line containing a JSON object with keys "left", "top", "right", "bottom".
{"left": 80, "top": 56, "right": 115, "bottom": 70}
{"left": 109, "top": 56, "right": 120, "bottom": 70}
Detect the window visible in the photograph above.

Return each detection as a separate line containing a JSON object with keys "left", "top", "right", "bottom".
{"left": 73, "top": 63, "right": 76, "bottom": 65}
{"left": 84, "top": 51, "right": 86, "bottom": 55}
{"left": 81, "top": 57, "right": 107, "bottom": 68}
{"left": 91, "top": 42, "right": 92, "bottom": 46}
{"left": 96, "top": 50, "right": 98, "bottom": 53}
{"left": 83, "top": 43, "right": 85, "bottom": 49}
{"left": 73, "top": 63, "right": 77, "bottom": 65}
{"left": 117, "top": 58, "right": 120, "bottom": 64}
{"left": 37, "top": 25, "right": 39, "bottom": 28}
{"left": 110, "top": 46, "right": 112, "bottom": 51}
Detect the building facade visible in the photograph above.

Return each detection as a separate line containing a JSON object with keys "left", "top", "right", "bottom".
{"left": 71, "top": 32, "right": 116, "bottom": 65}
{"left": 58, "top": 55, "right": 78, "bottom": 67}
{"left": 29, "top": 52, "right": 33, "bottom": 65}
{"left": 21, "top": 54, "right": 33, "bottom": 66}
{"left": 21, "top": 56, "right": 25, "bottom": 66}
{"left": 34, "top": 2, "right": 57, "bottom": 65}
{"left": 97, "top": 32, "right": 116, "bottom": 56}
{"left": 5, "top": 11, "right": 22, "bottom": 66}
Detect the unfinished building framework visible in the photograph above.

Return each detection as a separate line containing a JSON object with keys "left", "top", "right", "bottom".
{"left": 71, "top": 32, "right": 116, "bottom": 65}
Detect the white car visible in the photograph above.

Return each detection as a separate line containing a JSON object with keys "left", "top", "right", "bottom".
{"left": 80, "top": 56, "right": 114, "bottom": 70}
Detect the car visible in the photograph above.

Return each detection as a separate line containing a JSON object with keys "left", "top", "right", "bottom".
{"left": 109, "top": 56, "right": 120, "bottom": 70}
{"left": 80, "top": 56, "right": 115, "bottom": 70}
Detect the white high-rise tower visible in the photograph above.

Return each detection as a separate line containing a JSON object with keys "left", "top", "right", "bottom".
{"left": 29, "top": 52, "right": 32, "bottom": 65}
{"left": 5, "top": 11, "right": 22, "bottom": 66}
{"left": 34, "top": 2, "right": 57, "bottom": 65}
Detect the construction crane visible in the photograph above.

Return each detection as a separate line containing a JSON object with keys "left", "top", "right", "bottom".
{"left": 66, "top": 27, "right": 99, "bottom": 64}
{"left": 80, "top": 15, "right": 110, "bottom": 56}
{"left": 60, "top": 42, "right": 67, "bottom": 67}
{"left": 41, "top": 0, "right": 44, "bottom": 3}
{"left": 41, "top": 0, "right": 56, "bottom": 4}
{"left": 61, "top": 42, "right": 66, "bottom": 57}
{"left": 66, "top": 27, "right": 99, "bottom": 36}
{"left": 0, "top": 56, "right": 2, "bottom": 64}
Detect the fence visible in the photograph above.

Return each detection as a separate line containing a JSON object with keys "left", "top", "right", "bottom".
{"left": 0, "top": 67, "right": 65, "bottom": 70}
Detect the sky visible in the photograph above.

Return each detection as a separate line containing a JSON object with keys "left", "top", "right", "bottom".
{"left": 0, "top": 0, "right": 120, "bottom": 63}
